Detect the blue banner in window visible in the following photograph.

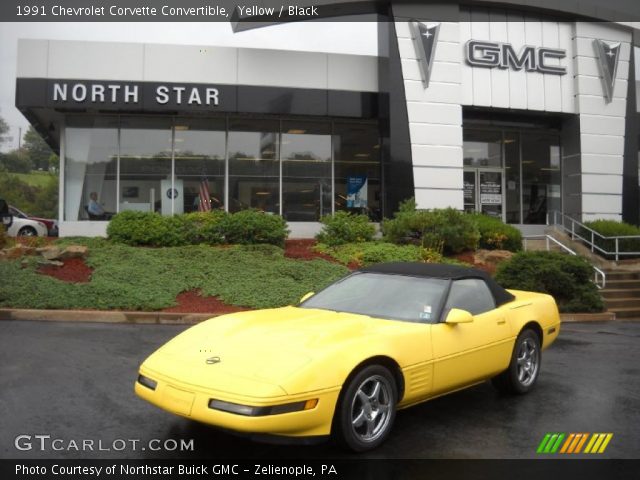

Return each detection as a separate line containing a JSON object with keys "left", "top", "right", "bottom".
{"left": 347, "top": 175, "right": 368, "bottom": 208}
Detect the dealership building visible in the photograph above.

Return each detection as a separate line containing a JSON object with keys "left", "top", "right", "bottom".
{"left": 14, "top": 3, "right": 640, "bottom": 237}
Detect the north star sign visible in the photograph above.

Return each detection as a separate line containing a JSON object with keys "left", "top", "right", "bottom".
{"left": 50, "top": 81, "right": 220, "bottom": 106}
{"left": 465, "top": 40, "right": 567, "bottom": 75}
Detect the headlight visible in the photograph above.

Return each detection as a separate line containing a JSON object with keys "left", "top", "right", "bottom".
{"left": 208, "top": 398, "right": 318, "bottom": 416}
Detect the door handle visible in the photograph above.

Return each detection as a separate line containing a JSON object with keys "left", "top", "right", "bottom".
{"left": 497, "top": 319, "right": 506, "bottom": 325}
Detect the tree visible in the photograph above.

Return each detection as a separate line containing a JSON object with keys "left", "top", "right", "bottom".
{"left": 23, "top": 126, "right": 54, "bottom": 171}
{"left": 0, "top": 114, "right": 9, "bottom": 146}
{"left": 0, "top": 148, "right": 33, "bottom": 173}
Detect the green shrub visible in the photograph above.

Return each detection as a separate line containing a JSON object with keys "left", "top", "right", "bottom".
{"left": 216, "top": 209, "right": 288, "bottom": 246}
{"left": 382, "top": 199, "right": 479, "bottom": 254}
{"left": 495, "top": 251, "right": 604, "bottom": 313}
{"left": 314, "top": 241, "right": 463, "bottom": 268}
{"left": 0, "top": 226, "right": 11, "bottom": 249}
{"left": 468, "top": 213, "right": 522, "bottom": 252}
{"left": 316, "top": 211, "right": 376, "bottom": 246}
{"left": 108, "top": 209, "right": 288, "bottom": 247}
{"left": 107, "top": 211, "right": 191, "bottom": 247}
{"left": 583, "top": 219, "right": 640, "bottom": 257}
{"left": 183, "top": 211, "right": 227, "bottom": 244}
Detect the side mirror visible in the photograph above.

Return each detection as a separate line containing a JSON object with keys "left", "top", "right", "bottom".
{"left": 299, "top": 292, "right": 315, "bottom": 303}
{"left": 445, "top": 308, "right": 474, "bottom": 324}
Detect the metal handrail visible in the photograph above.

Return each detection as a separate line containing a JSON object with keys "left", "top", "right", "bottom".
{"left": 523, "top": 234, "right": 606, "bottom": 289}
{"left": 548, "top": 210, "right": 640, "bottom": 261}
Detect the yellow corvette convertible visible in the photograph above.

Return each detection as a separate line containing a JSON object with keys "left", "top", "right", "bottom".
{"left": 136, "top": 262, "right": 560, "bottom": 451}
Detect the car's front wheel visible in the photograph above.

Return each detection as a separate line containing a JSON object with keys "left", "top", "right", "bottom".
{"left": 18, "top": 226, "right": 37, "bottom": 237}
{"left": 492, "top": 328, "right": 541, "bottom": 394}
{"left": 334, "top": 365, "right": 397, "bottom": 452}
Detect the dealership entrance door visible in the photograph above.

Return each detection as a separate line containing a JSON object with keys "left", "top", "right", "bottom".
{"left": 463, "top": 169, "right": 504, "bottom": 220}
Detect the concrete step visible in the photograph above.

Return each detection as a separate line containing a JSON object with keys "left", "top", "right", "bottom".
{"left": 604, "top": 298, "right": 640, "bottom": 309}
{"left": 602, "top": 271, "right": 640, "bottom": 281}
{"left": 607, "top": 307, "right": 640, "bottom": 319}
{"left": 603, "top": 279, "right": 640, "bottom": 289}
{"left": 601, "top": 288, "right": 640, "bottom": 299}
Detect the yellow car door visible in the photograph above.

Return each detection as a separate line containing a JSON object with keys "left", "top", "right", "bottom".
{"left": 430, "top": 278, "right": 513, "bottom": 395}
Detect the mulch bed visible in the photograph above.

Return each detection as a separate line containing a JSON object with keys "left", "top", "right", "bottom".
{"left": 163, "top": 290, "right": 251, "bottom": 314}
{"left": 284, "top": 239, "right": 359, "bottom": 270}
{"left": 37, "top": 257, "right": 93, "bottom": 283}
{"left": 284, "top": 239, "right": 333, "bottom": 262}
{"left": 452, "top": 251, "right": 496, "bottom": 275}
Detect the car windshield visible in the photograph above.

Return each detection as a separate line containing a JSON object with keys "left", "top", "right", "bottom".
{"left": 301, "top": 272, "right": 449, "bottom": 323}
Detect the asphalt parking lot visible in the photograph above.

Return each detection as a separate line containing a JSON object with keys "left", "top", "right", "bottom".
{"left": 1, "top": 320, "right": 638, "bottom": 459}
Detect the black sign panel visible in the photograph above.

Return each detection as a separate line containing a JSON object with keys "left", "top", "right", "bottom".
{"left": 15, "top": 78, "right": 378, "bottom": 118}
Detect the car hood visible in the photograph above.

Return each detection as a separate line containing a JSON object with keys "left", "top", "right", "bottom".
{"left": 141, "top": 306, "right": 384, "bottom": 396}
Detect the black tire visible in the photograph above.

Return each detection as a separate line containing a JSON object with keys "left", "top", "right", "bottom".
{"left": 18, "top": 226, "right": 37, "bottom": 237}
{"left": 492, "top": 328, "right": 541, "bottom": 395}
{"left": 333, "top": 365, "right": 397, "bottom": 452}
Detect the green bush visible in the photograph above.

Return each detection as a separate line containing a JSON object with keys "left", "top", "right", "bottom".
{"left": 183, "top": 211, "right": 227, "bottom": 244}
{"left": 108, "top": 209, "right": 289, "bottom": 247}
{"left": 216, "top": 209, "right": 289, "bottom": 246}
{"left": 583, "top": 219, "right": 640, "bottom": 256}
{"left": 0, "top": 226, "right": 11, "bottom": 249}
{"left": 313, "top": 241, "right": 467, "bottom": 268}
{"left": 495, "top": 251, "right": 604, "bottom": 313}
{"left": 316, "top": 211, "right": 376, "bottom": 246}
{"left": 382, "top": 199, "right": 479, "bottom": 254}
{"left": 107, "top": 211, "right": 192, "bottom": 247}
{"left": 469, "top": 213, "right": 522, "bottom": 252}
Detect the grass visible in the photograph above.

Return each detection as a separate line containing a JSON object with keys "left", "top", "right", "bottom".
{"left": 0, "top": 240, "right": 349, "bottom": 310}
{"left": 12, "top": 171, "right": 56, "bottom": 189}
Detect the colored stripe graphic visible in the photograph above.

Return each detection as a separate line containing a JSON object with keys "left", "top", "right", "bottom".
{"left": 540, "top": 433, "right": 613, "bottom": 454}
{"left": 584, "top": 433, "right": 613, "bottom": 454}
{"left": 537, "top": 434, "right": 552, "bottom": 453}
{"left": 537, "top": 433, "right": 565, "bottom": 453}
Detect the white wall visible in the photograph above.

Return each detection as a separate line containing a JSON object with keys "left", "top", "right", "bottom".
{"left": 394, "top": 7, "right": 464, "bottom": 210}
{"left": 17, "top": 39, "right": 378, "bottom": 93}
{"left": 458, "top": 10, "right": 576, "bottom": 113}
{"left": 573, "top": 22, "right": 632, "bottom": 222}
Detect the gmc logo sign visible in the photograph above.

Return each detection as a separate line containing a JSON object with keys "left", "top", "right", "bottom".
{"left": 465, "top": 40, "right": 567, "bottom": 75}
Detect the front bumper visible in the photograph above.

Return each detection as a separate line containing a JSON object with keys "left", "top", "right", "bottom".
{"left": 135, "top": 366, "right": 341, "bottom": 437}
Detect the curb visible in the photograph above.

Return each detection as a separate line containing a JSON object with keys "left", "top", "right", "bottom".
{"left": 0, "top": 308, "right": 627, "bottom": 325}
{"left": 560, "top": 312, "right": 617, "bottom": 322}
{"left": 0, "top": 308, "right": 215, "bottom": 325}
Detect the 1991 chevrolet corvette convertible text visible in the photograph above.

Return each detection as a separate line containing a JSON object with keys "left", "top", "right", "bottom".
{"left": 135, "top": 263, "right": 561, "bottom": 451}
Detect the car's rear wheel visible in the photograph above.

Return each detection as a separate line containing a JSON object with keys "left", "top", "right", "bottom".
{"left": 18, "top": 226, "right": 37, "bottom": 237}
{"left": 334, "top": 365, "right": 397, "bottom": 452}
{"left": 492, "top": 328, "right": 541, "bottom": 394}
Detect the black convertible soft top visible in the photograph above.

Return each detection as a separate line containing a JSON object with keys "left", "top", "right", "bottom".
{"left": 360, "top": 262, "right": 515, "bottom": 307}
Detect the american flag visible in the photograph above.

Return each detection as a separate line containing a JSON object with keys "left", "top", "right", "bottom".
{"left": 198, "top": 178, "right": 211, "bottom": 212}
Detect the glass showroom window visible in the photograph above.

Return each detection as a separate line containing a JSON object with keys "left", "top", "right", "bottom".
{"left": 463, "top": 129, "right": 502, "bottom": 167}
{"left": 504, "top": 131, "right": 520, "bottom": 224}
{"left": 521, "top": 133, "right": 561, "bottom": 224}
{"left": 281, "top": 121, "right": 331, "bottom": 221}
{"left": 333, "top": 123, "right": 382, "bottom": 221}
{"left": 64, "top": 117, "right": 118, "bottom": 221}
{"left": 228, "top": 119, "right": 279, "bottom": 214}
{"left": 174, "top": 118, "right": 226, "bottom": 213}
{"left": 119, "top": 117, "right": 173, "bottom": 215}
